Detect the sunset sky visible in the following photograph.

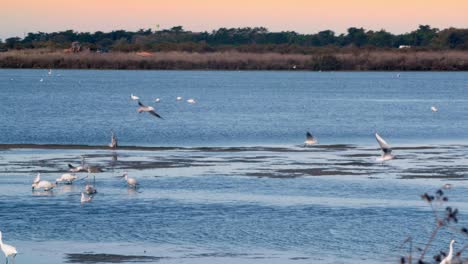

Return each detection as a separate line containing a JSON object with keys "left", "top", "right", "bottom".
{"left": 1, "top": 0, "right": 467, "bottom": 39}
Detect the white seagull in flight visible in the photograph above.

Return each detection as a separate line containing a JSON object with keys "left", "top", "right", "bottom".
{"left": 137, "top": 101, "right": 163, "bottom": 119}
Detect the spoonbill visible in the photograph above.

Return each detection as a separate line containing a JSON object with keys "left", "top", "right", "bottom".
{"left": 81, "top": 192, "right": 92, "bottom": 203}
{"left": 32, "top": 180, "right": 56, "bottom": 191}
{"left": 431, "top": 106, "right": 438, "bottom": 112}
{"left": 0, "top": 231, "right": 17, "bottom": 264}
{"left": 130, "top": 94, "right": 140, "bottom": 100}
{"left": 304, "top": 131, "right": 318, "bottom": 146}
{"left": 55, "top": 173, "right": 77, "bottom": 184}
{"left": 120, "top": 172, "right": 138, "bottom": 188}
{"left": 137, "top": 101, "right": 163, "bottom": 119}
{"left": 375, "top": 133, "right": 395, "bottom": 161}
{"left": 440, "top": 240, "right": 455, "bottom": 264}
{"left": 187, "top": 98, "right": 196, "bottom": 104}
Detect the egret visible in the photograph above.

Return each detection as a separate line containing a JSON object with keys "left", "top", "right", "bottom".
{"left": 55, "top": 173, "right": 77, "bottom": 184}
{"left": 440, "top": 240, "right": 455, "bottom": 264}
{"left": 130, "top": 94, "right": 140, "bottom": 100}
{"left": 137, "top": 101, "right": 163, "bottom": 119}
{"left": 32, "top": 180, "right": 56, "bottom": 191}
{"left": 375, "top": 133, "right": 395, "bottom": 161}
{"left": 109, "top": 130, "right": 118, "bottom": 149}
{"left": 0, "top": 231, "right": 17, "bottom": 264}
{"left": 120, "top": 172, "right": 138, "bottom": 188}
{"left": 304, "top": 131, "right": 318, "bottom": 146}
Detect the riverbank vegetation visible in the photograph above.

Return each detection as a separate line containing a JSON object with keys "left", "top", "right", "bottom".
{"left": 0, "top": 25, "right": 466, "bottom": 70}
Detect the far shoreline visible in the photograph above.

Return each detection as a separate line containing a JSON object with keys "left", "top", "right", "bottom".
{"left": 1, "top": 49, "right": 466, "bottom": 71}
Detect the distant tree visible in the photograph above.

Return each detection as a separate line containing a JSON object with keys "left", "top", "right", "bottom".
{"left": 345, "top": 27, "right": 368, "bottom": 47}
{"left": 5, "top": 37, "right": 21, "bottom": 49}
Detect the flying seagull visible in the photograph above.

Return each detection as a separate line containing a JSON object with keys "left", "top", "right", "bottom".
{"left": 137, "top": 101, "right": 163, "bottom": 119}
{"left": 304, "top": 131, "right": 318, "bottom": 146}
{"left": 375, "top": 133, "right": 395, "bottom": 161}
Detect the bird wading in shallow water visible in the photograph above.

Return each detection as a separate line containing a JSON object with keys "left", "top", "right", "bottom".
{"left": 0, "top": 231, "right": 17, "bottom": 264}
{"left": 440, "top": 240, "right": 455, "bottom": 264}
{"left": 119, "top": 172, "right": 138, "bottom": 188}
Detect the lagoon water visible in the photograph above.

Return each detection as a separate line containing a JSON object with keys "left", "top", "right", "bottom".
{"left": 0, "top": 69, "right": 467, "bottom": 264}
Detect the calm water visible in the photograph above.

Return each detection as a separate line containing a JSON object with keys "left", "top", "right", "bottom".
{"left": 0, "top": 70, "right": 467, "bottom": 146}
{"left": 0, "top": 70, "right": 467, "bottom": 264}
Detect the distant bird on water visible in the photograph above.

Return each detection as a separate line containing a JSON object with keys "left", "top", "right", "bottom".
{"left": 109, "top": 130, "right": 118, "bottom": 148}
{"left": 375, "top": 133, "right": 395, "bottom": 161}
{"left": 176, "top": 96, "right": 183, "bottom": 101}
{"left": 55, "top": 173, "right": 77, "bottom": 185}
{"left": 304, "top": 131, "right": 318, "bottom": 146}
{"left": 81, "top": 192, "right": 92, "bottom": 203}
{"left": 187, "top": 98, "right": 196, "bottom": 104}
{"left": 440, "top": 240, "right": 455, "bottom": 264}
{"left": 32, "top": 180, "right": 56, "bottom": 191}
{"left": 119, "top": 172, "right": 138, "bottom": 188}
{"left": 130, "top": 94, "right": 140, "bottom": 101}
{"left": 154, "top": 98, "right": 161, "bottom": 103}
{"left": 48, "top": 69, "right": 52, "bottom": 75}
{"left": 137, "top": 101, "right": 163, "bottom": 119}
{"left": 431, "top": 106, "right": 438, "bottom": 112}
{"left": 0, "top": 231, "right": 17, "bottom": 264}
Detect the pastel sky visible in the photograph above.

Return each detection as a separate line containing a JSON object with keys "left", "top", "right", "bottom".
{"left": 1, "top": 0, "right": 467, "bottom": 39}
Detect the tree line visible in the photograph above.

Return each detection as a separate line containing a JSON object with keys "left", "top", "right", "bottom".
{"left": 1, "top": 25, "right": 466, "bottom": 53}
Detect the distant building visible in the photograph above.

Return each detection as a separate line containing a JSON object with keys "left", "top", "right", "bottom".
{"left": 398, "top": 45, "right": 411, "bottom": 49}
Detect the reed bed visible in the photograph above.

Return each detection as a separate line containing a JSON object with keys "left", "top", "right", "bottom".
{"left": 0, "top": 49, "right": 466, "bottom": 70}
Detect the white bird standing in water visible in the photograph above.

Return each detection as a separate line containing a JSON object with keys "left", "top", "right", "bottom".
{"left": 304, "top": 131, "right": 318, "bottom": 146}
{"left": 81, "top": 192, "right": 92, "bottom": 203}
{"left": 375, "top": 133, "right": 395, "bottom": 161}
{"left": 130, "top": 94, "right": 140, "bottom": 100}
{"left": 109, "top": 130, "right": 118, "bottom": 148}
{"left": 431, "top": 106, "right": 438, "bottom": 112}
{"left": 440, "top": 240, "right": 455, "bottom": 264}
{"left": 187, "top": 98, "right": 196, "bottom": 104}
{"left": 48, "top": 69, "right": 52, "bottom": 75}
{"left": 32, "top": 180, "right": 56, "bottom": 191}
{"left": 120, "top": 172, "right": 138, "bottom": 188}
{"left": 0, "top": 231, "right": 17, "bottom": 264}
{"left": 55, "top": 173, "right": 77, "bottom": 184}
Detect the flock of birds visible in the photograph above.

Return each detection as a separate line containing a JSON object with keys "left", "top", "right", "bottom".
{"left": 0, "top": 80, "right": 447, "bottom": 263}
